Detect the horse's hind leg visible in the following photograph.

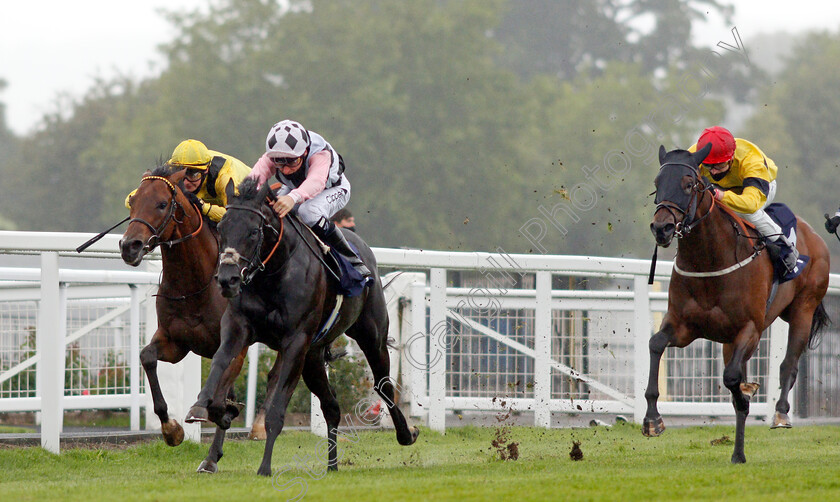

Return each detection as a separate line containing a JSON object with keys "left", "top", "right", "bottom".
{"left": 140, "top": 333, "right": 188, "bottom": 446}
{"left": 772, "top": 308, "right": 813, "bottom": 428}
{"left": 250, "top": 354, "right": 284, "bottom": 441}
{"left": 301, "top": 353, "right": 341, "bottom": 471}
{"left": 346, "top": 320, "right": 419, "bottom": 447}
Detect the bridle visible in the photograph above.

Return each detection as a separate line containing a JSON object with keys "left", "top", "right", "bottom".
{"left": 220, "top": 203, "right": 284, "bottom": 285}
{"left": 128, "top": 176, "right": 204, "bottom": 253}
{"left": 654, "top": 162, "right": 716, "bottom": 239}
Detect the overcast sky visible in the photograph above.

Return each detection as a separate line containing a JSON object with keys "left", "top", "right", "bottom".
{"left": 2, "top": 0, "right": 839, "bottom": 135}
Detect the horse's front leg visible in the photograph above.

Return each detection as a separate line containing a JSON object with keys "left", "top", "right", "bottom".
{"left": 207, "top": 347, "right": 249, "bottom": 429}
{"left": 140, "top": 332, "right": 188, "bottom": 446}
{"left": 186, "top": 311, "right": 250, "bottom": 425}
{"left": 258, "top": 334, "right": 307, "bottom": 477}
{"left": 723, "top": 324, "right": 761, "bottom": 464}
{"left": 642, "top": 326, "right": 673, "bottom": 437}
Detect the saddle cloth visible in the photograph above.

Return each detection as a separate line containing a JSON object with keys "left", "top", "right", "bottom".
{"left": 764, "top": 203, "right": 809, "bottom": 283}
{"left": 329, "top": 241, "right": 371, "bottom": 298}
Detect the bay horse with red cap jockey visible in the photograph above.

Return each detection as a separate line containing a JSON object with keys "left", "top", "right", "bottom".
{"left": 648, "top": 142, "right": 830, "bottom": 464}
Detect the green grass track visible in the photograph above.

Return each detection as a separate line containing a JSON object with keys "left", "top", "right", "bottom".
{"left": 1, "top": 424, "right": 839, "bottom": 501}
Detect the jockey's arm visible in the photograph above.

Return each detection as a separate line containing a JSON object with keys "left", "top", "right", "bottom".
{"left": 720, "top": 183, "right": 767, "bottom": 214}
{"left": 287, "top": 151, "right": 330, "bottom": 204}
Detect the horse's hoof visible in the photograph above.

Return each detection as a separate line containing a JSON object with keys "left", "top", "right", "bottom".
{"left": 642, "top": 416, "right": 665, "bottom": 437}
{"left": 770, "top": 411, "right": 793, "bottom": 429}
{"left": 248, "top": 422, "right": 266, "bottom": 441}
{"left": 399, "top": 426, "right": 420, "bottom": 446}
{"left": 185, "top": 405, "right": 209, "bottom": 424}
{"left": 740, "top": 382, "right": 760, "bottom": 398}
{"left": 161, "top": 419, "right": 185, "bottom": 446}
{"left": 257, "top": 465, "right": 272, "bottom": 477}
{"left": 196, "top": 459, "right": 218, "bottom": 474}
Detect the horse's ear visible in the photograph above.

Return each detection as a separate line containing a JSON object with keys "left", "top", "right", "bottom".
{"left": 225, "top": 179, "right": 236, "bottom": 203}
{"left": 257, "top": 180, "right": 274, "bottom": 203}
{"left": 693, "top": 142, "right": 713, "bottom": 166}
{"left": 658, "top": 145, "right": 667, "bottom": 166}
{"left": 141, "top": 169, "right": 152, "bottom": 179}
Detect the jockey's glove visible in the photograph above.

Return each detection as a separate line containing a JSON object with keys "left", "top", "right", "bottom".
{"left": 825, "top": 212, "right": 840, "bottom": 234}
{"left": 184, "top": 191, "right": 203, "bottom": 208}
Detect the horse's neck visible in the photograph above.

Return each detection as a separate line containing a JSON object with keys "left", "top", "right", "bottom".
{"left": 264, "top": 216, "right": 320, "bottom": 281}
{"left": 160, "top": 224, "right": 217, "bottom": 285}
{"left": 677, "top": 201, "right": 746, "bottom": 266}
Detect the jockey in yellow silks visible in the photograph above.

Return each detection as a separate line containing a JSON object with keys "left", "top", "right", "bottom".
{"left": 688, "top": 126, "right": 798, "bottom": 274}
{"left": 125, "top": 139, "right": 251, "bottom": 222}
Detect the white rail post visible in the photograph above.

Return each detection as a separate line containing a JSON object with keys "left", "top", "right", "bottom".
{"left": 181, "top": 352, "right": 202, "bottom": 443}
{"left": 129, "top": 285, "right": 141, "bottom": 431}
{"left": 428, "top": 268, "right": 447, "bottom": 432}
{"left": 409, "top": 280, "right": 427, "bottom": 418}
{"left": 767, "top": 318, "right": 788, "bottom": 418}
{"left": 38, "top": 252, "right": 63, "bottom": 453}
{"left": 311, "top": 391, "right": 327, "bottom": 437}
{"left": 245, "top": 343, "right": 259, "bottom": 428}
{"left": 633, "top": 275, "right": 652, "bottom": 424}
{"left": 143, "top": 283, "right": 157, "bottom": 431}
{"left": 534, "top": 271, "right": 552, "bottom": 427}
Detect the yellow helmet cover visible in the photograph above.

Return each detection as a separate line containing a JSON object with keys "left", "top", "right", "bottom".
{"left": 170, "top": 139, "right": 212, "bottom": 169}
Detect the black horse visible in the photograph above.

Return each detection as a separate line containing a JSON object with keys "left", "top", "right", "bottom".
{"left": 186, "top": 178, "right": 419, "bottom": 476}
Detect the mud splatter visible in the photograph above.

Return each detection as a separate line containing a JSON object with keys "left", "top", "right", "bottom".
{"left": 569, "top": 440, "right": 583, "bottom": 461}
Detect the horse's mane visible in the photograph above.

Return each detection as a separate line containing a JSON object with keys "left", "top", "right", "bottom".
{"left": 150, "top": 164, "right": 171, "bottom": 177}
{"left": 235, "top": 178, "right": 262, "bottom": 202}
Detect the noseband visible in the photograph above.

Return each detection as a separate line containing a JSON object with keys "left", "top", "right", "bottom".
{"left": 128, "top": 176, "right": 204, "bottom": 253}
{"left": 654, "top": 162, "right": 715, "bottom": 238}
{"left": 220, "top": 203, "right": 284, "bottom": 285}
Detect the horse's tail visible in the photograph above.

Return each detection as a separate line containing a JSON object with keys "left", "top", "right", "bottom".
{"left": 324, "top": 344, "right": 347, "bottom": 366}
{"left": 808, "top": 301, "right": 831, "bottom": 350}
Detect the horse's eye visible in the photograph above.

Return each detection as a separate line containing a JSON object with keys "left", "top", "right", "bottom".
{"left": 157, "top": 201, "right": 168, "bottom": 210}
{"left": 250, "top": 228, "right": 260, "bottom": 238}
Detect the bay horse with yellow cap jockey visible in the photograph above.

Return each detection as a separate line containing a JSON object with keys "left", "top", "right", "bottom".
{"left": 120, "top": 143, "right": 267, "bottom": 473}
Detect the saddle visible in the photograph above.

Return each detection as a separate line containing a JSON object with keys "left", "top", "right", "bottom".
{"left": 718, "top": 202, "right": 809, "bottom": 284}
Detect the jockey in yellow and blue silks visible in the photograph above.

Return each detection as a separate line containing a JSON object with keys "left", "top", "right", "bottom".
{"left": 125, "top": 140, "right": 251, "bottom": 223}
{"left": 688, "top": 126, "right": 799, "bottom": 273}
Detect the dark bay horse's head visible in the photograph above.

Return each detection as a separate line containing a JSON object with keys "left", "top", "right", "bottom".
{"left": 650, "top": 143, "right": 713, "bottom": 247}
{"left": 216, "top": 179, "right": 278, "bottom": 297}
{"left": 120, "top": 167, "right": 192, "bottom": 266}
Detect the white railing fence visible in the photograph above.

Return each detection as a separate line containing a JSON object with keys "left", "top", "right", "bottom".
{"left": 3, "top": 231, "right": 840, "bottom": 453}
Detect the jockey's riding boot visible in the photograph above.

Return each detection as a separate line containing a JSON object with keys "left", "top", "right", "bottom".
{"left": 775, "top": 235, "right": 800, "bottom": 274}
{"left": 315, "top": 218, "right": 371, "bottom": 278}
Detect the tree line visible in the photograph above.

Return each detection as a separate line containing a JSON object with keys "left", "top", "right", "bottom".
{"left": 1, "top": 0, "right": 837, "bottom": 263}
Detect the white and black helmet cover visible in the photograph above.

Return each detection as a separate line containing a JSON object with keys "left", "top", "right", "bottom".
{"left": 266, "top": 120, "right": 310, "bottom": 158}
